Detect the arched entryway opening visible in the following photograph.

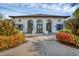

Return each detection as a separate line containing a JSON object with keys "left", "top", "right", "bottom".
{"left": 37, "top": 20, "right": 43, "bottom": 33}
{"left": 46, "top": 20, "right": 52, "bottom": 33}
{"left": 28, "top": 20, "right": 33, "bottom": 33}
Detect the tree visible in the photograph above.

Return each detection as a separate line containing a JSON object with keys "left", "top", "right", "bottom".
{"left": 73, "top": 8, "right": 79, "bottom": 17}
{"left": 65, "top": 4, "right": 79, "bottom": 34}
{"left": 71, "top": 3, "right": 78, "bottom": 6}
{"left": 71, "top": 3, "right": 79, "bottom": 17}
{"left": 0, "top": 13, "right": 4, "bottom": 19}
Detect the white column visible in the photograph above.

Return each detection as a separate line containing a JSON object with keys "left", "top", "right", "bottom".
{"left": 51, "top": 20, "right": 53, "bottom": 33}
{"left": 32, "top": 20, "right": 37, "bottom": 34}
{"left": 63, "top": 20, "right": 65, "bottom": 30}
{"left": 51, "top": 20, "right": 56, "bottom": 33}
{"left": 43, "top": 20, "right": 48, "bottom": 34}
{"left": 23, "top": 20, "right": 28, "bottom": 33}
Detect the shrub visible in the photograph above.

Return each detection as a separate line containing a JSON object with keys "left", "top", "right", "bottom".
{"left": 56, "top": 32, "right": 76, "bottom": 44}
{"left": 0, "top": 30, "right": 25, "bottom": 49}
{"left": 0, "top": 19, "right": 25, "bottom": 50}
{"left": 59, "top": 29, "right": 72, "bottom": 33}
{"left": 76, "top": 29, "right": 79, "bottom": 35}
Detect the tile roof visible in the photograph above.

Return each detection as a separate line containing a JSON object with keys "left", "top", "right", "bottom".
{"left": 9, "top": 14, "right": 70, "bottom": 18}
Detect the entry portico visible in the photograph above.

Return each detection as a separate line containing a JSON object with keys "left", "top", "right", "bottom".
{"left": 10, "top": 14, "right": 69, "bottom": 35}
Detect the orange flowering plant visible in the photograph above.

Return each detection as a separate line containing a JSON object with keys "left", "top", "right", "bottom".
{"left": 56, "top": 9, "right": 79, "bottom": 47}
{"left": 56, "top": 32, "right": 76, "bottom": 44}
{"left": 56, "top": 30, "right": 79, "bottom": 47}
{"left": 0, "top": 19, "right": 25, "bottom": 50}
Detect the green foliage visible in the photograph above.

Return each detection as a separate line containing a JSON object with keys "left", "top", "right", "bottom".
{"left": 76, "top": 37, "right": 79, "bottom": 42}
{"left": 71, "top": 3, "right": 77, "bottom": 6}
{"left": 0, "top": 13, "right": 4, "bottom": 19}
{"left": 65, "top": 19, "right": 78, "bottom": 34}
{"left": 75, "top": 36, "right": 79, "bottom": 46}
{"left": 76, "top": 28, "right": 79, "bottom": 35}
{"left": 12, "top": 29, "right": 20, "bottom": 35}
{"left": 0, "top": 19, "right": 15, "bottom": 36}
{"left": 59, "top": 29, "right": 72, "bottom": 33}
{"left": 73, "top": 8, "right": 79, "bottom": 17}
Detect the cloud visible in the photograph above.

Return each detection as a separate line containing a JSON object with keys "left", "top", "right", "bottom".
{"left": 0, "top": 3, "right": 78, "bottom": 16}
{"left": 26, "top": 3, "right": 77, "bottom": 15}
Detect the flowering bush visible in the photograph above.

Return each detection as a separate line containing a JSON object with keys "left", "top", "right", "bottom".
{"left": 0, "top": 19, "right": 25, "bottom": 50}
{"left": 59, "top": 29, "right": 72, "bottom": 33}
{"left": 0, "top": 31, "right": 25, "bottom": 49}
{"left": 56, "top": 15, "right": 79, "bottom": 47}
{"left": 56, "top": 32, "right": 76, "bottom": 44}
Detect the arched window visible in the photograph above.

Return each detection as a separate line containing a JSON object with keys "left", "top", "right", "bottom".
{"left": 28, "top": 20, "right": 33, "bottom": 33}
{"left": 37, "top": 20, "right": 43, "bottom": 33}
{"left": 46, "top": 20, "right": 51, "bottom": 33}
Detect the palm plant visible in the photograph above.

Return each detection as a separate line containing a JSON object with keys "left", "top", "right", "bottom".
{"left": 65, "top": 4, "right": 79, "bottom": 35}
{"left": 0, "top": 19, "right": 15, "bottom": 36}
{"left": 65, "top": 18, "right": 79, "bottom": 34}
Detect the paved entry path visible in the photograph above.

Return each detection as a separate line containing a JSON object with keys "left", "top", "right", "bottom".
{"left": 39, "top": 40, "right": 79, "bottom": 56}
{"left": 0, "top": 35, "right": 79, "bottom": 56}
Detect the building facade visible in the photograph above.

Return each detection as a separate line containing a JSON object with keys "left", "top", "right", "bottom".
{"left": 10, "top": 14, "right": 69, "bottom": 35}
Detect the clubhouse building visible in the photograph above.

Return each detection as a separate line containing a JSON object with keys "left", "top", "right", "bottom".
{"left": 10, "top": 14, "right": 69, "bottom": 35}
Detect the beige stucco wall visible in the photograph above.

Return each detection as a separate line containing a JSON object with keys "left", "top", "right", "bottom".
{"left": 13, "top": 17, "right": 66, "bottom": 34}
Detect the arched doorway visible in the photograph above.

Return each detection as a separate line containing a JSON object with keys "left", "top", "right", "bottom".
{"left": 46, "top": 20, "right": 52, "bottom": 33}
{"left": 28, "top": 20, "right": 33, "bottom": 33}
{"left": 37, "top": 20, "right": 43, "bottom": 33}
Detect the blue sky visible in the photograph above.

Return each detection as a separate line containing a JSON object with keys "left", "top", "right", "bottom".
{"left": 0, "top": 3, "right": 79, "bottom": 16}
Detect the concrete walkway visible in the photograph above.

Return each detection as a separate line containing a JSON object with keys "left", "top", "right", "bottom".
{"left": 0, "top": 35, "right": 55, "bottom": 56}
{"left": 39, "top": 40, "right": 79, "bottom": 56}
{"left": 0, "top": 35, "right": 79, "bottom": 56}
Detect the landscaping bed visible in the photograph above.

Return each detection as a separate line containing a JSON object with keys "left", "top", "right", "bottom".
{"left": 56, "top": 30, "right": 79, "bottom": 48}
{"left": 0, "top": 32, "right": 25, "bottom": 51}
{"left": 0, "top": 19, "right": 26, "bottom": 51}
{"left": 0, "top": 40, "right": 27, "bottom": 52}
{"left": 55, "top": 15, "right": 79, "bottom": 48}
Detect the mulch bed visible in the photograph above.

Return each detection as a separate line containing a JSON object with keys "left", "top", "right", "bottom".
{"left": 56, "top": 40, "right": 79, "bottom": 49}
